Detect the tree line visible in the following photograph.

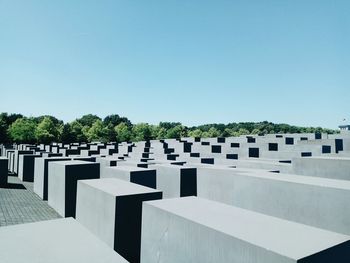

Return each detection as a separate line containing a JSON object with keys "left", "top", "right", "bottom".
{"left": 0, "top": 112, "right": 337, "bottom": 144}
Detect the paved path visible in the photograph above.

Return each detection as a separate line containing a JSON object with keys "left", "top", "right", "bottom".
{"left": 0, "top": 174, "right": 61, "bottom": 227}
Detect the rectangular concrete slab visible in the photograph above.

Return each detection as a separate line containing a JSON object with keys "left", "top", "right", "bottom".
{"left": 103, "top": 166, "right": 157, "bottom": 189}
{"left": 0, "top": 218, "right": 128, "bottom": 263}
{"left": 48, "top": 160, "right": 100, "bottom": 217}
{"left": 141, "top": 197, "right": 350, "bottom": 263}
{"left": 0, "top": 157, "right": 8, "bottom": 186}
{"left": 153, "top": 164, "right": 197, "bottom": 198}
{"left": 18, "top": 154, "right": 41, "bottom": 182}
{"left": 34, "top": 157, "right": 71, "bottom": 200}
{"left": 13, "top": 150, "right": 33, "bottom": 174}
{"left": 196, "top": 165, "right": 350, "bottom": 235}
{"left": 293, "top": 156, "right": 350, "bottom": 180}
{"left": 76, "top": 178, "right": 162, "bottom": 263}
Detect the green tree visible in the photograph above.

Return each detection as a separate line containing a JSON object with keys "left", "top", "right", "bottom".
{"left": 0, "top": 115, "right": 9, "bottom": 143}
{"left": 156, "top": 127, "right": 167, "bottom": 139}
{"left": 114, "top": 122, "right": 131, "bottom": 142}
{"left": 103, "top": 114, "right": 132, "bottom": 127}
{"left": 35, "top": 116, "right": 60, "bottom": 143}
{"left": 220, "top": 128, "right": 234, "bottom": 137}
{"left": 70, "top": 120, "right": 87, "bottom": 143}
{"left": 188, "top": 129, "right": 203, "bottom": 138}
{"left": 86, "top": 120, "right": 108, "bottom": 142}
{"left": 207, "top": 127, "right": 220, "bottom": 138}
{"left": 166, "top": 125, "right": 186, "bottom": 139}
{"left": 77, "top": 114, "right": 101, "bottom": 127}
{"left": 132, "top": 123, "right": 152, "bottom": 142}
{"left": 251, "top": 128, "right": 260, "bottom": 135}
{"left": 103, "top": 123, "right": 117, "bottom": 142}
{"left": 5, "top": 113, "right": 23, "bottom": 125}
{"left": 8, "top": 118, "right": 37, "bottom": 143}
{"left": 159, "top": 122, "right": 182, "bottom": 130}
{"left": 60, "top": 123, "right": 74, "bottom": 143}
{"left": 237, "top": 128, "right": 250, "bottom": 135}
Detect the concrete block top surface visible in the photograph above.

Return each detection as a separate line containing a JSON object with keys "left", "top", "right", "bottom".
{"left": 0, "top": 218, "right": 128, "bottom": 263}
{"left": 198, "top": 165, "right": 350, "bottom": 190}
{"left": 41, "top": 156, "right": 71, "bottom": 161}
{"left": 154, "top": 163, "right": 194, "bottom": 170}
{"left": 145, "top": 197, "right": 350, "bottom": 260}
{"left": 80, "top": 178, "right": 161, "bottom": 196}
{"left": 107, "top": 166, "right": 153, "bottom": 172}
{"left": 295, "top": 156, "right": 350, "bottom": 161}
{"left": 50, "top": 160, "right": 98, "bottom": 167}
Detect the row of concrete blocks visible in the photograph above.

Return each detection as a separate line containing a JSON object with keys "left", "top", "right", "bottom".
{"left": 1, "top": 133, "right": 337, "bottom": 170}
{"left": 3, "top": 146, "right": 350, "bottom": 232}
{"left": 3, "top": 151, "right": 350, "bottom": 238}
{"left": 3, "top": 154, "right": 350, "bottom": 263}
{"left": 3, "top": 134, "right": 349, "bottom": 179}
{"left": 132, "top": 138, "right": 350, "bottom": 181}
{"left": 7, "top": 156, "right": 350, "bottom": 262}
{"left": 2, "top": 140, "right": 346, "bottom": 262}
{"left": 2, "top": 176, "right": 350, "bottom": 263}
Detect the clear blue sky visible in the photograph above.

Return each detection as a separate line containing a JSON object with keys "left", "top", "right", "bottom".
{"left": 0, "top": 0, "right": 349, "bottom": 128}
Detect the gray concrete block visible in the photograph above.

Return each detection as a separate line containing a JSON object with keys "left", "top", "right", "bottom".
{"left": 33, "top": 157, "right": 71, "bottom": 200}
{"left": 0, "top": 218, "right": 128, "bottom": 263}
{"left": 76, "top": 178, "right": 162, "bottom": 263}
{"left": 153, "top": 164, "right": 197, "bottom": 198}
{"left": 0, "top": 157, "right": 8, "bottom": 186}
{"left": 196, "top": 166, "right": 350, "bottom": 235}
{"left": 18, "top": 154, "right": 41, "bottom": 182}
{"left": 141, "top": 197, "right": 350, "bottom": 263}
{"left": 103, "top": 166, "right": 157, "bottom": 189}
{"left": 293, "top": 156, "right": 350, "bottom": 180}
{"left": 48, "top": 160, "right": 100, "bottom": 217}
{"left": 13, "top": 150, "right": 33, "bottom": 174}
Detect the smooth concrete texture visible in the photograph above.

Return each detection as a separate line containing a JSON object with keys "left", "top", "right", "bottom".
{"left": 0, "top": 218, "right": 128, "bottom": 263}
{"left": 196, "top": 166, "right": 350, "bottom": 235}
{"left": 293, "top": 156, "right": 350, "bottom": 180}
{"left": 153, "top": 164, "right": 197, "bottom": 198}
{"left": 13, "top": 150, "right": 33, "bottom": 174}
{"left": 76, "top": 178, "right": 162, "bottom": 263}
{"left": 48, "top": 160, "right": 100, "bottom": 217}
{"left": 33, "top": 157, "right": 71, "bottom": 200}
{"left": 41, "top": 152, "right": 63, "bottom": 157}
{"left": 0, "top": 157, "right": 8, "bottom": 186}
{"left": 96, "top": 156, "right": 125, "bottom": 178}
{"left": 103, "top": 166, "right": 157, "bottom": 189}
{"left": 18, "top": 154, "right": 41, "bottom": 182}
{"left": 141, "top": 197, "right": 350, "bottom": 263}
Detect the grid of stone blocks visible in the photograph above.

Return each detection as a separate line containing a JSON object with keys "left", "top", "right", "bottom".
{"left": 1, "top": 130, "right": 350, "bottom": 262}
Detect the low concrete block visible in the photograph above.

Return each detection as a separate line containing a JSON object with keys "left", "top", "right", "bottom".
{"left": 33, "top": 157, "right": 71, "bottom": 200}
{"left": 293, "top": 156, "right": 350, "bottom": 180}
{"left": 0, "top": 218, "right": 128, "bottom": 263}
{"left": 48, "top": 160, "right": 100, "bottom": 217}
{"left": 0, "top": 157, "right": 8, "bottom": 187}
{"left": 141, "top": 197, "right": 350, "bottom": 263}
{"left": 76, "top": 178, "right": 162, "bottom": 263}
{"left": 153, "top": 164, "right": 197, "bottom": 198}
{"left": 103, "top": 166, "right": 157, "bottom": 189}
{"left": 197, "top": 166, "right": 350, "bottom": 235}
{"left": 18, "top": 154, "right": 41, "bottom": 182}
{"left": 13, "top": 150, "right": 33, "bottom": 174}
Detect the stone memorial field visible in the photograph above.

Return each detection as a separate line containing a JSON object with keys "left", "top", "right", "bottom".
{"left": 1, "top": 131, "right": 350, "bottom": 262}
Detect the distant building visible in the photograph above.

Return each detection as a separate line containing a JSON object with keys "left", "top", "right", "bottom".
{"left": 339, "top": 124, "right": 350, "bottom": 134}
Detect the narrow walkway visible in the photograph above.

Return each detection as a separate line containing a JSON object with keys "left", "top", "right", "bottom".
{"left": 0, "top": 174, "right": 61, "bottom": 227}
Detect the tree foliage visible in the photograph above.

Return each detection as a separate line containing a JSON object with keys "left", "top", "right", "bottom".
{"left": 115, "top": 122, "right": 131, "bottom": 142}
{"left": 0, "top": 112, "right": 338, "bottom": 144}
{"left": 8, "top": 118, "right": 37, "bottom": 143}
{"left": 35, "top": 117, "right": 61, "bottom": 144}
